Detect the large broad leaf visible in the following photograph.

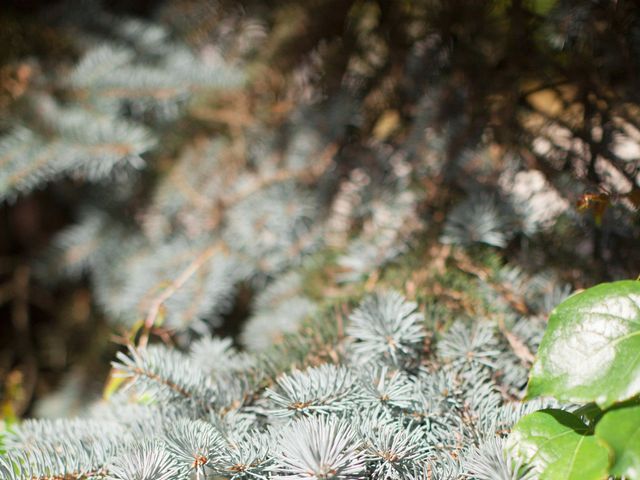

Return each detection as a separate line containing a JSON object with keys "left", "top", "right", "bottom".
{"left": 595, "top": 404, "right": 640, "bottom": 479}
{"left": 526, "top": 280, "right": 640, "bottom": 408}
{"left": 507, "top": 409, "right": 610, "bottom": 480}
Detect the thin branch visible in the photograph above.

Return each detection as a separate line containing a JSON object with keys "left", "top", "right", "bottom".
{"left": 221, "top": 142, "right": 337, "bottom": 207}
{"left": 497, "top": 316, "right": 535, "bottom": 366}
{"left": 139, "top": 242, "right": 222, "bottom": 348}
{"left": 452, "top": 250, "right": 532, "bottom": 316}
{"left": 128, "top": 366, "right": 195, "bottom": 403}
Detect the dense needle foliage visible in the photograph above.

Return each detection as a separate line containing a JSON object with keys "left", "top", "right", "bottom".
{"left": 0, "top": 0, "right": 639, "bottom": 478}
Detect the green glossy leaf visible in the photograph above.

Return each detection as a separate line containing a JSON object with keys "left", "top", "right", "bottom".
{"left": 507, "top": 409, "right": 610, "bottom": 480}
{"left": 595, "top": 404, "right": 640, "bottom": 478}
{"left": 526, "top": 280, "right": 640, "bottom": 408}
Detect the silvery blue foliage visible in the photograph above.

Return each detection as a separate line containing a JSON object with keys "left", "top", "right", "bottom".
{"left": 271, "top": 416, "right": 366, "bottom": 479}
{"left": 103, "top": 237, "right": 242, "bottom": 330}
{"left": 437, "top": 322, "right": 502, "bottom": 370}
{"left": 347, "top": 291, "right": 425, "bottom": 369}
{"left": 0, "top": 14, "right": 243, "bottom": 203}
{"left": 223, "top": 183, "right": 321, "bottom": 274}
{"left": 107, "top": 441, "right": 179, "bottom": 480}
{"left": 0, "top": 115, "right": 153, "bottom": 202}
{"left": 3, "top": 418, "right": 128, "bottom": 479}
{"left": 190, "top": 336, "right": 255, "bottom": 377}
{"left": 337, "top": 187, "right": 423, "bottom": 282}
{"left": 0, "top": 2, "right": 618, "bottom": 478}
{"left": 217, "top": 429, "right": 273, "bottom": 479}
{"left": 265, "top": 364, "right": 361, "bottom": 419}
{"left": 1, "top": 289, "right": 556, "bottom": 480}
{"left": 464, "top": 437, "right": 535, "bottom": 480}
{"left": 164, "top": 419, "right": 226, "bottom": 476}
{"left": 404, "top": 455, "right": 464, "bottom": 480}
{"left": 441, "top": 194, "right": 515, "bottom": 248}
{"left": 112, "top": 345, "right": 217, "bottom": 412}
{"left": 360, "top": 366, "right": 416, "bottom": 415}
{"left": 242, "top": 272, "right": 317, "bottom": 351}
{"left": 359, "top": 419, "right": 429, "bottom": 479}
{"left": 3, "top": 2, "right": 339, "bottom": 347}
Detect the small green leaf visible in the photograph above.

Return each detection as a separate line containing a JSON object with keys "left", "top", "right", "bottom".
{"left": 526, "top": 280, "right": 640, "bottom": 408}
{"left": 595, "top": 404, "right": 640, "bottom": 478}
{"left": 507, "top": 409, "right": 610, "bottom": 480}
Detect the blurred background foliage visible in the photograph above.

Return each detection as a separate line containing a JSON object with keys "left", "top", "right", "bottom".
{"left": 0, "top": 0, "right": 638, "bottom": 422}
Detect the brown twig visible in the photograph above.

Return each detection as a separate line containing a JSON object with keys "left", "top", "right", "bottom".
{"left": 138, "top": 242, "right": 221, "bottom": 348}
{"left": 221, "top": 142, "right": 337, "bottom": 207}
{"left": 497, "top": 315, "right": 535, "bottom": 366}
{"left": 453, "top": 250, "right": 531, "bottom": 316}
